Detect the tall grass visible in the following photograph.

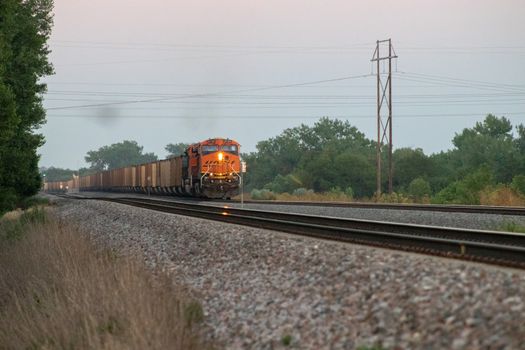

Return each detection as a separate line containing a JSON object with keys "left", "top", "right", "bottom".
{"left": 0, "top": 211, "right": 208, "bottom": 350}
{"left": 479, "top": 186, "right": 525, "bottom": 206}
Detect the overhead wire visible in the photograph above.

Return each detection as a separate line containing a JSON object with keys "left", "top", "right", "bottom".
{"left": 45, "top": 73, "right": 373, "bottom": 111}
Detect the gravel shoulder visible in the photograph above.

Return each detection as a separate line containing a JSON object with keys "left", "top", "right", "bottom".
{"left": 68, "top": 191, "right": 525, "bottom": 231}
{"left": 52, "top": 195, "right": 525, "bottom": 350}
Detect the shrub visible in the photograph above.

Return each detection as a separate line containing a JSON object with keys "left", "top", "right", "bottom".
{"left": 433, "top": 168, "right": 494, "bottom": 204}
{"left": 292, "top": 188, "right": 313, "bottom": 197}
{"left": 408, "top": 178, "right": 431, "bottom": 199}
{"left": 511, "top": 175, "right": 525, "bottom": 195}
{"left": 281, "top": 335, "right": 292, "bottom": 346}
{"left": 0, "top": 188, "right": 19, "bottom": 217}
{"left": 264, "top": 174, "right": 303, "bottom": 194}
{"left": 250, "top": 189, "right": 277, "bottom": 200}
{"left": 377, "top": 192, "right": 410, "bottom": 203}
{"left": 344, "top": 186, "right": 354, "bottom": 199}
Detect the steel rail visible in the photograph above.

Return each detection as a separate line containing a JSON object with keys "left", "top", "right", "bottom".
{"left": 226, "top": 199, "right": 525, "bottom": 216}
{"left": 65, "top": 195, "right": 525, "bottom": 269}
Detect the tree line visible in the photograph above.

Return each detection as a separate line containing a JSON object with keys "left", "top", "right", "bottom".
{"left": 242, "top": 115, "right": 525, "bottom": 204}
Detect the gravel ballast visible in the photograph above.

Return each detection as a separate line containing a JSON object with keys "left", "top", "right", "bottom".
{"left": 53, "top": 197, "right": 525, "bottom": 349}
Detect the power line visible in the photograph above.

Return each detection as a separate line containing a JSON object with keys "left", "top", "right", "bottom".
{"left": 45, "top": 73, "right": 372, "bottom": 111}
{"left": 45, "top": 112, "right": 525, "bottom": 119}
{"left": 396, "top": 71, "right": 525, "bottom": 93}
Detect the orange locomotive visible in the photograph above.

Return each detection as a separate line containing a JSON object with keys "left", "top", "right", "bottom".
{"left": 187, "top": 138, "right": 241, "bottom": 198}
{"left": 44, "top": 138, "right": 242, "bottom": 199}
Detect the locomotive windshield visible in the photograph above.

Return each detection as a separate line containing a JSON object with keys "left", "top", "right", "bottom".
{"left": 202, "top": 145, "right": 219, "bottom": 154}
{"left": 222, "top": 145, "right": 238, "bottom": 154}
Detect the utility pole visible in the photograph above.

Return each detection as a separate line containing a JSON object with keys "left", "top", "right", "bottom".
{"left": 371, "top": 39, "right": 397, "bottom": 196}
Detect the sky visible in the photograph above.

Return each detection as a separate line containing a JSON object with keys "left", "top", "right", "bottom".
{"left": 40, "top": 0, "right": 525, "bottom": 169}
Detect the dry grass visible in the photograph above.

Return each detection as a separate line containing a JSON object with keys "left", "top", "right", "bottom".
{"left": 480, "top": 186, "right": 525, "bottom": 207}
{"left": 0, "top": 210, "right": 209, "bottom": 350}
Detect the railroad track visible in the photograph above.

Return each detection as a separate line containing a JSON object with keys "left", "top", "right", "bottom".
{"left": 59, "top": 194, "right": 525, "bottom": 269}
{"left": 227, "top": 199, "right": 525, "bottom": 216}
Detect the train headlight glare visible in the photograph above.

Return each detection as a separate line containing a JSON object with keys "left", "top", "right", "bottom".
{"left": 218, "top": 152, "right": 224, "bottom": 161}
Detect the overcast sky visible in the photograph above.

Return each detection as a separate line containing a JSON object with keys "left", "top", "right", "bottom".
{"left": 40, "top": 0, "right": 525, "bottom": 169}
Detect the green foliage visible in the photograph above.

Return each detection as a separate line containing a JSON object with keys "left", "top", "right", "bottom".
{"left": 40, "top": 166, "right": 75, "bottom": 182}
{"left": 183, "top": 301, "right": 204, "bottom": 327}
{"left": 243, "top": 114, "right": 523, "bottom": 204}
{"left": 511, "top": 175, "right": 525, "bottom": 195}
{"left": 292, "top": 187, "right": 313, "bottom": 196}
{"left": 244, "top": 117, "right": 374, "bottom": 196}
{"left": 85, "top": 140, "right": 158, "bottom": 171}
{"left": 264, "top": 174, "right": 303, "bottom": 193}
{"left": 407, "top": 178, "right": 431, "bottom": 199}
{"left": 250, "top": 189, "right": 277, "bottom": 200}
{"left": 1, "top": 206, "right": 47, "bottom": 241}
{"left": 344, "top": 186, "right": 354, "bottom": 199}
{"left": 452, "top": 114, "right": 517, "bottom": 183}
{"left": 393, "top": 148, "right": 435, "bottom": 188}
{"left": 500, "top": 222, "right": 525, "bottom": 233}
{"left": 0, "top": 0, "right": 54, "bottom": 214}
{"left": 0, "top": 188, "right": 19, "bottom": 216}
{"left": 19, "top": 196, "right": 49, "bottom": 210}
{"left": 433, "top": 168, "right": 493, "bottom": 204}
{"left": 281, "top": 335, "right": 292, "bottom": 346}
{"left": 165, "top": 142, "right": 189, "bottom": 158}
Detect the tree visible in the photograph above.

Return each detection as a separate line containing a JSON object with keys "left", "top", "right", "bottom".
{"left": 40, "top": 167, "right": 75, "bottom": 182}
{"left": 408, "top": 178, "right": 431, "bottom": 199}
{"left": 0, "top": 0, "right": 54, "bottom": 214}
{"left": 85, "top": 140, "right": 158, "bottom": 171}
{"left": 451, "top": 114, "right": 517, "bottom": 183}
{"left": 165, "top": 142, "right": 189, "bottom": 158}
{"left": 392, "top": 148, "right": 435, "bottom": 191}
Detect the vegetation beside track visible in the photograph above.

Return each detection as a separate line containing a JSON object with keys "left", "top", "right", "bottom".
{"left": 0, "top": 205, "right": 207, "bottom": 350}
{"left": 243, "top": 115, "right": 525, "bottom": 206}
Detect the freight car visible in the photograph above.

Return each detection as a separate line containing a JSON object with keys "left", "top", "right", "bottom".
{"left": 46, "top": 138, "right": 242, "bottom": 199}
{"left": 43, "top": 180, "right": 70, "bottom": 193}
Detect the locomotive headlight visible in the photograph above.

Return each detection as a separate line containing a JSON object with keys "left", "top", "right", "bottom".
{"left": 218, "top": 152, "right": 224, "bottom": 161}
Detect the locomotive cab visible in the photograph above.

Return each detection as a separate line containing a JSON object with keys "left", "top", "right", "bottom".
{"left": 187, "top": 138, "right": 241, "bottom": 199}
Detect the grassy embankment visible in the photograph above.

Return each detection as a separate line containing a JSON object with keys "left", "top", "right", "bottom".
{"left": 0, "top": 200, "right": 208, "bottom": 350}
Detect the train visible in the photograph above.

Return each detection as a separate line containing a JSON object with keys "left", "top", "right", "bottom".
{"left": 43, "top": 138, "right": 242, "bottom": 199}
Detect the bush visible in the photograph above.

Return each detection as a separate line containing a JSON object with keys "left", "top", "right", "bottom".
{"left": 408, "top": 178, "right": 431, "bottom": 199}
{"left": 377, "top": 192, "right": 410, "bottom": 203}
{"left": 1, "top": 207, "right": 47, "bottom": 242}
{"left": 344, "top": 186, "right": 354, "bottom": 199}
{"left": 292, "top": 188, "right": 314, "bottom": 197}
{"left": 511, "top": 175, "right": 525, "bottom": 195}
{"left": 0, "top": 188, "right": 19, "bottom": 217}
{"left": 433, "top": 168, "right": 493, "bottom": 204}
{"left": 264, "top": 174, "right": 303, "bottom": 194}
{"left": 250, "top": 189, "right": 277, "bottom": 200}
